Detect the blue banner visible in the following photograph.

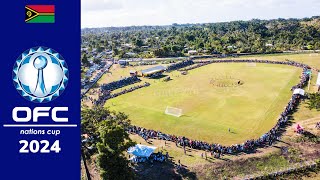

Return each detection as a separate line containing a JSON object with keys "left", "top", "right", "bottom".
{"left": 1, "top": 1, "right": 80, "bottom": 179}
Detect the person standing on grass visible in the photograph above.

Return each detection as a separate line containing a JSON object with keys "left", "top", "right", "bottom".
{"left": 182, "top": 137, "right": 186, "bottom": 155}
{"left": 177, "top": 159, "right": 181, "bottom": 170}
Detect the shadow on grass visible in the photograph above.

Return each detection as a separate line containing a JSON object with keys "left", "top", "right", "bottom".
{"left": 303, "top": 131, "right": 318, "bottom": 139}
{"left": 148, "top": 74, "right": 168, "bottom": 79}
{"left": 135, "top": 158, "right": 197, "bottom": 180}
{"left": 276, "top": 139, "right": 291, "bottom": 145}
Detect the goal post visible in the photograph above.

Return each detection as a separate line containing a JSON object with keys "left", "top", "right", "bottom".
{"left": 165, "top": 106, "right": 183, "bottom": 117}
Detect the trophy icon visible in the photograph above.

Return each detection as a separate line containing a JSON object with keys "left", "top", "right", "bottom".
{"left": 33, "top": 55, "right": 48, "bottom": 95}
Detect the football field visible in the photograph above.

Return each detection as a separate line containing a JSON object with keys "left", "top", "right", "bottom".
{"left": 105, "top": 62, "right": 301, "bottom": 145}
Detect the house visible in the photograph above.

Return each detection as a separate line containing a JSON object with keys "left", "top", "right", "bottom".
{"left": 118, "top": 59, "right": 130, "bottom": 66}
{"left": 126, "top": 52, "right": 136, "bottom": 56}
{"left": 105, "top": 50, "right": 113, "bottom": 55}
{"left": 188, "top": 50, "right": 197, "bottom": 55}
{"left": 121, "top": 43, "right": 133, "bottom": 48}
{"left": 265, "top": 43, "right": 273, "bottom": 47}
{"left": 227, "top": 45, "right": 236, "bottom": 49}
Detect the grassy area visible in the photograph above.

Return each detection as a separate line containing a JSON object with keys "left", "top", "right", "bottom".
{"left": 193, "top": 147, "right": 318, "bottom": 180}
{"left": 106, "top": 63, "right": 300, "bottom": 145}
{"left": 82, "top": 53, "right": 320, "bottom": 179}
{"left": 231, "top": 53, "right": 320, "bottom": 69}
{"left": 229, "top": 53, "right": 320, "bottom": 93}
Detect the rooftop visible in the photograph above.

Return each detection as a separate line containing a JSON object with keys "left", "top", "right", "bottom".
{"left": 141, "top": 65, "right": 166, "bottom": 75}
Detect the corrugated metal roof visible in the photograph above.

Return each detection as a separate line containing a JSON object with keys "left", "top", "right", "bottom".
{"left": 141, "top": 65, "right": 166, "bottom": 75}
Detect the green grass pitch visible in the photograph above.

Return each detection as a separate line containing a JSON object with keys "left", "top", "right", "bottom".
{"left": 105, "top": 62, "right": 301, "bottom": 145}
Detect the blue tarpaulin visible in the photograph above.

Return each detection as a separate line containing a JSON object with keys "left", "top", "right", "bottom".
{"left": 127, "top": 144, "right": 157, "bottom": 158}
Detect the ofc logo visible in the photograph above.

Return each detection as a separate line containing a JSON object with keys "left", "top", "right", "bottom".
{"left": 12, "top": 46, "right": 68, "bottom": 103}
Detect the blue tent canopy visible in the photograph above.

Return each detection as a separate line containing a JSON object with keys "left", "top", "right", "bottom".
{"left": 127, "top": 144, "right": 157, "bottom": 158}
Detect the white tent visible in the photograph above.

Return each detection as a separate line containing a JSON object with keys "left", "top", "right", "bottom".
{"left": 127, "top": 144, "right": 157, "bottom": 158}
{"left": 293, "top": 88, "right": 305, "bottom": 96}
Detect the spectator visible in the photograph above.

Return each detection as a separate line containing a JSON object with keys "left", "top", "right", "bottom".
{"left": 127, "top": 60, "right": 310, "bottom": 155}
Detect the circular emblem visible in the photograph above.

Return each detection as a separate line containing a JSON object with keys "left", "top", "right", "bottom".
{"left": 13, "top": 46, "right": 69, "bottom": 103}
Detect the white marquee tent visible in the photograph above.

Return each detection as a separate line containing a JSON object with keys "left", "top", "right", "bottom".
{"left": 293, "top": 88, "right": 305, "bottom": 96}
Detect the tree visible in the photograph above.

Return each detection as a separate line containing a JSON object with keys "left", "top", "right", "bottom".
{"left": 97, "top": 46, "right": 104, "bottom": 53}
{"left": 97, "top": 120, "right": 135, "bottom": 180}
{"left": 81, "top": 54, "right": 90, "bottom": 67}
{"left": 81, "top": 107, "right": 135, "bottom": 180}
{"left": 93, "top": 58, "right": 101, "bottom": 64}
{"left": 134, "top": 39, "right": 143, "bottom": 47}
{"left": 81, "top": 107, "right": 105, "bottom": 180}
{"left": 306, "top": 93, "right": 320, "bottom": 110}
{"left": 112, "top": 46, "right": 119, "bottom": 56}
{"left": 104, "top": 40, "right": 109, "bottom": 47}
{"left": 81, "top": 16, "right": 320, "bottom": 58}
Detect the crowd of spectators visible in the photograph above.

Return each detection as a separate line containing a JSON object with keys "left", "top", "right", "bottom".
{"left": 166, "top": 60, "right": 194, "bottom": 72}
{"left": 128, "top": 93, "right": 302, "bottom": 155}
{"left": 127, "top": 59, "right": 311, "bottom": 155}
{"left": 194, "top": 59, "right": 311, "bottom": 90}
{"left": 81, "top": 89, "right": 102, "bottom": 104}
{"left": 81, "top": 63, "right": 113, "bottom": 97}
{"left": 95, "top": 82, "right": 150, "bottom": 106}
{"left": 100, "top": 76, "right": 141, "bottom": 91}
{"left": 81, "top": 95, "right": 94, "bottom": 104}
{"left": 130, "top": 151, "right": 169, "bottom": 164}
{"left": 135, "top": 61, "right": 158, "bottom": 66}
{"left": 150, "top": 151, "right": 168, "bottom": 163}
{"left": 179, "top": 62, "right": 210, "bottom": 71}
{"left": 149, "top": 72, "right": 163, "bottom": 78}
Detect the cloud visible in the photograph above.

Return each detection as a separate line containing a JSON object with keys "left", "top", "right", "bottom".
{"left": 81, "top": 0, "right": 320, "bottom": 28}
{"left": 81, "top": 0, "right": 124, "bottom": 12}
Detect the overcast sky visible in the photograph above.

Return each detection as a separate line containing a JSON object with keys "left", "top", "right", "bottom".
{"left": 81, "top": 0, "right": 320, "bottom": 28}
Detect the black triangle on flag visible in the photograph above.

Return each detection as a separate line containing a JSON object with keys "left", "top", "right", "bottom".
{"left": 25, "top": 6, "right": 39, "bottom": 22}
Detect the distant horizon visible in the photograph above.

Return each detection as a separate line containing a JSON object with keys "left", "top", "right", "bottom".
{"left": 82, "top": 0, "right": 320, "bottom": 28}
{"left": 81, "top": 15, "right": 319, "bottom": 29}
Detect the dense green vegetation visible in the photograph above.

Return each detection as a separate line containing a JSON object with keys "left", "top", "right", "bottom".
{"left": 307, "top": 92, "right": 320, "bottom": 110}
{"left": 81, "top": 107, "right": 135, "bottom": 180}
{"left": 82, "top": 16, "right": 320, "bottom": 60}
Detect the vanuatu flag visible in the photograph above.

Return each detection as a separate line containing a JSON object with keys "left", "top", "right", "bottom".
{"left": 25, "top": 5, "right": 55, "bottom": 23}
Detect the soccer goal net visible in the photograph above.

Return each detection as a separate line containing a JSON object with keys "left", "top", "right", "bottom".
{"left": 165, "top": 106, "right": 183, "bottom": 117}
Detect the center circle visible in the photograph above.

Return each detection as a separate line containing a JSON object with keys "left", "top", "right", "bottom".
{"left": 210, "top": 77, "right": 243, "bottom": 87}
{"left": 33, "top": 55, "right": 48, "bottom": 70}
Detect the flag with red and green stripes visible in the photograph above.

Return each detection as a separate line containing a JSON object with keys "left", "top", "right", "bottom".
{"left": 25, "top": 5, "right": 55, "bottom": 23}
